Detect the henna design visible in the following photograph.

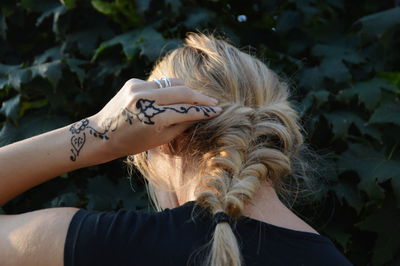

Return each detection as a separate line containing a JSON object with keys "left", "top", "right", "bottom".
{"left": 69, "top": 118, "right": 117, "bottom": 161}
{"left": 70, "top": 133, "right": 86, "bottom": 161}
{"left": 69, "top": 98, "right": 217, "bottom": 161}
{"left": 125, "top": 98, "right": 217, "bottom": 125}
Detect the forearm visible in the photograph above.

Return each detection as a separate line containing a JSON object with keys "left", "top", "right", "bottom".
{"left": 0, "top": 116, "right": 109, "bottom": 206}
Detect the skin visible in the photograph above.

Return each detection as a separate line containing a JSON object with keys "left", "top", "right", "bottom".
{"left": 148, "top": 149, "right": 320, "bottom": 234}
{"left": 0, "top": 78, "right": 221, "bottom": 266}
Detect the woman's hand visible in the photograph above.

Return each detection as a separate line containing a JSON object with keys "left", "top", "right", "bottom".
{"left": 0, "top": 77, "right": 221, "bottom": 205}
{"left": 70, "top": 78, "right": 221, "bottom": 161}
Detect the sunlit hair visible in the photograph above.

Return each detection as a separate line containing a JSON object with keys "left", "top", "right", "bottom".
{"left": 128, "top": 33, "right": 319, "bottom": 266}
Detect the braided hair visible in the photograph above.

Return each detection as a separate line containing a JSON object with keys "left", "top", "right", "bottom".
{"left": 130, "top": 33, "right": 315, "bottom": 266}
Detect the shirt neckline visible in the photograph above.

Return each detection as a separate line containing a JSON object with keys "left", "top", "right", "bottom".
{"left": 181, "top": 200, "right": 332, "bottom": 244}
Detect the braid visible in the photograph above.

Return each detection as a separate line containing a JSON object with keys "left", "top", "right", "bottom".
{"left": 129, "top": 33, "right": 312, "bottom": 266}
{"left": 195, "top": 103, "right": 301, "bottom": 266}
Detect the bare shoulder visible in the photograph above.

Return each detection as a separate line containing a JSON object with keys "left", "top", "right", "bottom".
{"left": 0, "top": 207, "right": 79, "bottom": 266}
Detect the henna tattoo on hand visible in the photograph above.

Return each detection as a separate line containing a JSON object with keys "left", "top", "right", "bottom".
{"left": 125, "top": 98, "right": 217, "bottom": 125}
{"left": 69, "top": 98, "right": 217, "bottom": 161}
{"left": 69, "top": 118, "right": 118, "bottom": 161}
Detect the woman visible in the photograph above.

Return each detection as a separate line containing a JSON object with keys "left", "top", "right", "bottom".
{"left": 0, "top": 33, "right": 352, "bottom": 266}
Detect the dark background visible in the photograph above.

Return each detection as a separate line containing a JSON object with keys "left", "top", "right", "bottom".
{"left": 1, "top": 0, "right": 400, "bottom": 265}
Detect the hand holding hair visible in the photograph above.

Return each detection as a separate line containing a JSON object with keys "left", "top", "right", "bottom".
{"left": 71, "top": 77, "right": 222, "bottom": 161}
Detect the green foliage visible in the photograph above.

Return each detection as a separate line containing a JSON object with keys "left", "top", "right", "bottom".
{"left": 1, "top": 0, "right": 400, "bottom": 264}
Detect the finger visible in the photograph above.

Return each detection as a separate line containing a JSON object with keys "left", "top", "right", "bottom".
{"left": 160, "top": 123, "right": 194, "bottom": 143}
{"left": 152, "top": 104, "right": 222, "bottom": 128}
{"left": 148, "top": 77, "right": 185, "bottom": 89}
{"left": 142, "top": 86, "right": 218, "bottom": 106}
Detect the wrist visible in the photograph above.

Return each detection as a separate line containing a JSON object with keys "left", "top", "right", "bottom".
{"left": 68, "top": 116, "right": 115, "bottom": 167}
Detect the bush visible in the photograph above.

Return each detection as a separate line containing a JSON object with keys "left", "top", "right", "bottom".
{"left": 1, "top": 0, "right": 400, "bottom": 264}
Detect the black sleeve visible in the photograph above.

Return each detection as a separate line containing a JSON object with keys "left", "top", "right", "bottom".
{"left": 64, "top": 209, "right": 162, "bottom": 266}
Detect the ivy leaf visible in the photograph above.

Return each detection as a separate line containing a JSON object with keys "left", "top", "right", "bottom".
{"left": 34, "top": 46, "right": 62, "bottom": 65}
{"left": 312, "top": 42, "right": 364, "bottom": 64}
{"left": 65, "top": 26, "right": 113, "bottom": 57}
{"left": 36, "top": 4, "right": 67, "bottom": 38}
{"left": 183, "top": 8, "right": 217, "bottom": 28}
{"left": 276, "top": 10, "right": 303, "bottom": 34}
{"left": 378, "top": 72, "right": 400, "bottom": 88}
{"left": 357, "top": 195, "right": 400, "bottom": 265}
{"left": 0, "top": 14, "right": 7, "bottom": 40}
{"left": 60, "top": 0, "right": 76, "bottom": 8}
{"left": 0, "top": 111, "right": 69, "bottom": 146}
{"left": 331, "top": 182, "right": 363, "bottom": 213}
{"left": 355, "top": 7, "right": 400, "bottom": 40}
{"left": 65, "top": 58, "right": 87, "bottom": 86}
{"left": 323, "top": 111, "right": 381, "bottom": 141}
{"left": 31, "top": 61, "right": 63, "bottom": 88}
{"left": 323, "top": 223, "right": 352, "bottom": 250}
{"left": 42, "top": 184, "right": 79, "bottom": 208}
{"left": 339, "top": 78, "right": 397, "bottom": 111}
{"left": 165, "top": 0, "right": 181, "bottom": 13}
{"left": 337, "top": 144, "right": 400, "bottom": 200}
{"left": 319, "top": 58, "right": 351, "bottom": 83}
{"left": 369, "top": 96, "right": 400, "bottom": 126}
{"left": 0, "top": 95, "right": 20, "bottom": 122}
{"left": 20, "top": 0, "right": 59, "bottom": 13}
{"left": 0, "top": 64, "right": 20, "bottom": 89}
{"left": 94, "top": 27, "right": 169, "bottom": 61}
{"left": 86, "top": 176, "right": 147, "bottom": 211}
{"left": 8, "top": 68, "right": 31, "bottom": 91}
{"left": 298, "top": 66, "right": 324, "bottom": 89}
{"left": 20, "top": 98, "right": 48, "bottom": 116}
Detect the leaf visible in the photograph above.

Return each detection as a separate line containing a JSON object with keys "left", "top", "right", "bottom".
{"left": 183, "top": 8, "right": 217, "bottom": 28}
{"left": 20, "top": 98, "right": 48, "bottom": 116}
{"left": 20, "top": 0, "right": 59, "bottom": 13}
{"left": 65, "top": 58, "right": 87, "bottom": 85}
{"left": 331, "top": 182, "right": 363, "bottom": 213}
{"left": 357, "top": 195, "right": 400, "bottom": 265}
{"left": 323, "top": 223, "right": 352, "bottom": 250}
{"left": 276, "top": 10, "right": 303, "bottom": 34}
{"left": 324, "top": 111, "right": 381, "bottom": 141}
{"left": 36, "top": 4, "right": 67, "bottom": 38}
{"left": 0, "top": 64, "right": 20, "bottom": 89}
{"left": 338, "top": 78, "right": 397, "bottom": 110}
{"left": 94, "top": 27, "right": 170, "bottom": 61}
{"left": 0, "top": 111, "right": 69, "bottom": 146}
{"left": 378, "top": 72, "right": 400, "bottom": 88}
{"left": 31, "top": 61, "right": 63, "bottom": 88}
{"left": 66, "top": 27, "right": 113, "bottom": 57}
{"left": 337, "top": 144, "right": 400, "bottom": 199}
{"left": 8, "top": 68, "right": 31, "bottom": 91}
{"left": 86, "top": 176, "right": 147, "bottom": 211}
{"left": 60, "top": 0, "right": 76, "bottom": 8}
{"left": 91, "top": 0, "right": 115, "bottom": 15}
{"left": 165, "top": 0, "right": 181, "bottom": 13}
{"left": 355, "top": 7, "right": 400, "bottom": 40}
{"left": 42, "top": 184, "right": 79, "bottom": 208}
{"left": 369, "top": 96, "right": 400, "bottom": 126}
{"left": 34, "top": 46, "right": 62, "bottom": 65}
{"left": 298, "top": 66, "right": 324, "bottom": 89}
{"left": 0, "top": 95, "right": 20, "bottom": 121}
{"left": 0, "top": 14, "right": 7, "bottom": 40}
{"left": 319, "top": 58, "right": 351, "bottom": 83}
{"left": 312, "top": 42, "right": 364, "bottom": 64}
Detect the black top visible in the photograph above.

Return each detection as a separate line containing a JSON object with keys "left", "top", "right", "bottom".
{"left": 64, "top": 201, "right": 353, "bottom": 266}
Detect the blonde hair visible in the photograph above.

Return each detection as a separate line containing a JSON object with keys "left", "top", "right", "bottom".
{"left": 129, "top": 33, "right": 313, "bottom": 266}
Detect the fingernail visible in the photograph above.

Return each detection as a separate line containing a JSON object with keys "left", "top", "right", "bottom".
{"left": 213, "top": 106, "right": 222, "bottom": 112}
{"left": 210, "top": 97, "right": 218, "bottom": 104}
